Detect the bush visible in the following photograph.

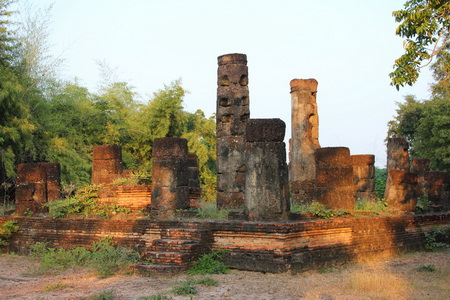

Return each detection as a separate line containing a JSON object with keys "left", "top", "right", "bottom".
{"left": 30, "top": 237, "right": 139, "bottom": 277}
{"left": 195, "top": 201, "right": 229, "bottom": 220}
{"left": 90, "top": 237, "right": 139, "bottom": 277}
{"left": 45, "top": 185, "right": 130, "bottom": 219}
{"left": 291, "top": 202, "right": 350, "bottom": 219}
{"left": 0, "top": 220, "right": 19, "bottom": 249}
{"left": 188, "top": 251, "right": 229, "bottom": 275}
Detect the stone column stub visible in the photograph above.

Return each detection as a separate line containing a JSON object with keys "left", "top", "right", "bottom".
{"left": 290, "top": 78, "right": 320, "bottom": 182}
{"left": 386, "top": 138, "right": 410, "bottom": 171}
{"left": 244, "top": 119, "right": 290, "bottom": 221}
{"left": 216, "top": 53, "right": 250, "bottom": 209}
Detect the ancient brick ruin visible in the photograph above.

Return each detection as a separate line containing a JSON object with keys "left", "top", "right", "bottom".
{"left": 151, "top": 138, "right": 190, "bottom": 219}
{"left": 352, "top": 155, "right": 376, "bottom": 201}
{"left": 216, "top": 53, "right": 250, "bottom": 209}
{"left": 15, "top": 163, "right": 61, "bottom": 215}
{"left": 92, "top": 144, "right": 124, "bottom": 185}
{"left": 4, "top": 53, "right": 450, "bottom": 275}
{"left": 244, "top": 119, "right": 290, "bottom": 221}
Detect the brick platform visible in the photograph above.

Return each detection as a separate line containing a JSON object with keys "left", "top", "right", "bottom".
{"left": 1, "top": 213, "right": 449, "bottom": 274}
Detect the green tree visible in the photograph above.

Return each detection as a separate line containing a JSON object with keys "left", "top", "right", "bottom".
{"left": 183, "top": 110, "right": 217, "bottom": 201}
{"left": 0, "top": 0, "right": 36, "bottom": 178}
{"left": 388, "top": 94, "right": 450, "bottom": 172}
{"left": 127, "top": 80, "right": 187, "bottom": 174}
{"left": 390, "top": 0, "right": 450, "bottom": 90}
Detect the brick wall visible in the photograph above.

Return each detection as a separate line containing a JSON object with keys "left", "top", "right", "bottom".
{"left": 1, "top": 214, "right": 449, "bottom": 273}
{"left": 98, "top": 185, "right": 152, "bottom": 212}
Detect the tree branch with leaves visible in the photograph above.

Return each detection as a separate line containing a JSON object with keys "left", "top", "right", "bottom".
{"left": 390, "top": 0, "right": 450, "bottom": 90}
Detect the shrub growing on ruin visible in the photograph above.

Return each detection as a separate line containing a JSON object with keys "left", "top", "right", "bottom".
{"left": 45, "top": 185, "right": 130, "bottom": 219}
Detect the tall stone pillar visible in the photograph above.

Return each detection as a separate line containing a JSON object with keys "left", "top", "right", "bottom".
{"left": 216, "top": 53, "right": 250, "bottom": 209}
{"left": 15, "top": 162, "right": 61, "bottom": 215}
{"left": 290, "top": 79, "right": 320, "bottom": 182}
{"left": 314, "top": 147, "right": 355, "bottom": 211}
{"left": 244, "top": 119, "right": 290, "bottom": 221}
{"left": 151, "top": 138, "right": 189, "bottom": 219}
{"left": 92, "top": 145, "right": 123, "bottom": 185}
{"left": 386, "top": 138, "right": 410, "bottom": 171}
{"left": 351, "top": 155, "right": 375, "bottom": 201}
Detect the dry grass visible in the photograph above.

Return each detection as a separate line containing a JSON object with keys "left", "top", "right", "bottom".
{"left": 0, "top": 249, "right": 449, "bottom": 299}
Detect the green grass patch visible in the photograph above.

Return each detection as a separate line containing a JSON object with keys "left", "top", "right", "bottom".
{"left": 291, "top": 202, "right": 350, "bottom": 219}
{"left": 194, "top": 201, "right": 229, "bottom": 220}
{"left": 171, "top": 280, "right": 198, "bottom": 295}
{"left": 137, "top": 296, "right": 172, "bottom": 300}
{"left": 91, "top": 290, "right": 115, "bottom": 300}
{"left": 42, "top": 282, "right": 69, "bottom": 292}
{"left": 415, "top": 264, "right": 437, "bottom": 272}
{"left": 188, "top": 251, "right": 229, "bottom": 275}
{"left": 30, "top": 237, "right": 139, "bottom": 277}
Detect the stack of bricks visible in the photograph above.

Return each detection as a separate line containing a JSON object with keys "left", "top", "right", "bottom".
{"left": 187, "top": 153, "right": 202, "bottom": 208}
{"left": 92, "top": 145, "right": 123, "bottom": 185}
{"left": 314, "top": 147, "right": 355, "bottom": 211}
{"left": 216, "top": 53, "right": 250, "bottom": 209}
{"left": 15, "top": 163, "right": 61, "bottom": 215}
{"left": 351, "top": 155, "right": 375, "bottom": 201}
{"left": 244, "top": 119, "right": 290, "bottom": 221}
{"left": 289, "top": 79, "right": 320, "bottom": 205}
{"left": 384, "top": 138, "right": 419, "bottom": 212}
{"left": 151, "top": 138, "right": 190, "bottom": 219}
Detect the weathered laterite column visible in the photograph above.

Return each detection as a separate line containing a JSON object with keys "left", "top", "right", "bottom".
{"left": 216, "top": 53, "right": 250, "bottom": 209}
{"left": 425, "top": 172, "right": 450, "bottom": 211}
{"left": 314, "top": 147, "right": 354, "bottom": 211}
{"left": 290, "top": 79, "right": 320, "bottom": 182}
{"left": 385, "top": 169, "right": 419, "bottom": 213}
{"left": 244, "top": 119, "right": 290, "bottom": 221}
{"left": 15, "top": 162, "right": 61, "bottom": 215}
{"left": 351, "top": 155, "right": 375, "bottom": 201}
{"left": 187, "top": 153, "right": 202, "bottom": 208}
{"left": 386, "top": 138, "right": 410, "bottom": 171}
{"left": 92, "top": 145, "right": 123, "bottom": 185}
{"left": 151, "top": 138, "right": 189, "bottom": 219}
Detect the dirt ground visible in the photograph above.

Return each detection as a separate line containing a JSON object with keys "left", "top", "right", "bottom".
{"left": 0, "top": 249, "right": 449, "bottom": 300}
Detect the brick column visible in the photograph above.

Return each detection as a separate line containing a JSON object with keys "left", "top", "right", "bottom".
{"left": 244, "top": 119, "right": 290, "bottom": 221}
{"left": 386, "top": 138, "right": 410, "bottom": 171}
{"left": 216, "top": 53, "right": 250, "bottom": 209}
{"left": 290, "top": 79, "right": 320, "bottom": 182}
{"left": 314, "top": 147, "right": 355, "bottom": 211}
{"left": 187, "top": 153, "right": 202, "bottom": 208}
{"left": 15, "top": 162, "right": 61, "bottom": 215}
{"left": 412, "top": 158, "right": 430, "bottom": 197}
{"left": 92, "top": 145, "right": 123, "bottom": 185}
{"left": 351, "top": 155, "right": 375, "bottom": 201}
{"left": 151, "top": 138, "right": 189, "bottom": 219}
{"left": 385, "top": 169, "right": 419, "bottom": 213}
{"left": 425, "top": 172, "right": 450, "bottom": 211}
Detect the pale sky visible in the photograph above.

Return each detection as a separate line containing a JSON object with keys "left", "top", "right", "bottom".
{"left": 19, "top": 0, "right": 434, "bottom": 167}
